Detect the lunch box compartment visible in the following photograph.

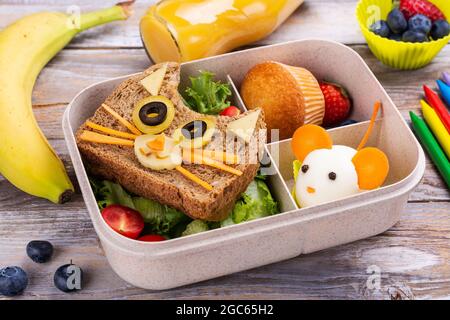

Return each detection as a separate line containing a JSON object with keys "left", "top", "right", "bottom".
{"left": 226, "top": 75, "right": 247, "bottom": 114}
{"left": 225, "top": 74, "right": 298, "bottom": 212}
{"left": 268, "top": 121, "right": 381, "bottom": 197}
{"left": 63, "top": 40, "right": 425, "bottom": 290}
{"left": 267, "top": 119, "right": 420, "bottom": 195}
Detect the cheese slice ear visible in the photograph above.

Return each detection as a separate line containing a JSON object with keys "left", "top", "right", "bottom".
{"left": 140, "top": 63, "right": 168, "bottom": 96}
{"left": 227, "top": 110, "right": 260, "bottom": 143}
{"left": 352, "top": 147, "right": 389, "bottom": 190}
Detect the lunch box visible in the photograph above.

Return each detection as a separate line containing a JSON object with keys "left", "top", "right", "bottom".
{"left": 63, "top": 40, "right": 425, "bottom": 290}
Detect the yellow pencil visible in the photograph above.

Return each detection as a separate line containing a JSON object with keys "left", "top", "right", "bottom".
{"left": 421, "top": 100, "right": 450, "bottom": 159}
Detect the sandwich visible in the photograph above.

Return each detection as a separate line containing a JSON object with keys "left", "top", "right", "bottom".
{"left": 76, "top": 62, "right": 266, "bottom": 221}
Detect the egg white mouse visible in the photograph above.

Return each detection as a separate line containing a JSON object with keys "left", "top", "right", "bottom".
{"left": 295, "top": 145, "right": 360, "bottom": 207}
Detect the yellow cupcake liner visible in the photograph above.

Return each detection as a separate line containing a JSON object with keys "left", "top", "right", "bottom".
{"left": 277, "top": 63, "right": 325, "bottom": 125}
{"left": 356, "top": 0, "right": 450, "bottom": 70}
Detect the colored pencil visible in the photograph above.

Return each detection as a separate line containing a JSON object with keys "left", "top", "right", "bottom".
{"left": 423, "top": 85, "right": 450, "bottom": 133}
{"left": 421, "top": 100, "right": 450, "bottom": 159}
{"left": 437, "top": 79, "right": 450, "bottom": 109}
{"left": 409, "top": 112, "right": 450, "bottom": 189}
{"left": 443, "top": 72, "right": 450, "bottom": 86}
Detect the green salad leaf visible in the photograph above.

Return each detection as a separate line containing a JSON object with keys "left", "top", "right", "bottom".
{"left": 182, "top": 220, "right": 209, "bottom": 237}
{"left": 184, "top": 71, "right": 231, "bottom": 115}
{"left": 220, "top": 178, "right": 278, "bottom": 228}
{"left": 93, "top": 179, "right": 135, "bottom": 210}
{"left": 292, "top": 159, "right": 302, "bottom": 204}
{"left": 293, "top": 159, "right": 302, "bottom": 182}
{"left": 133, "top": 196, "right": 190, "bottom": 235}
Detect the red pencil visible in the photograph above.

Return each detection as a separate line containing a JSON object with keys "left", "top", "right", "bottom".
{"left": 423, "top": 85, "right": 450, "bottom": 134}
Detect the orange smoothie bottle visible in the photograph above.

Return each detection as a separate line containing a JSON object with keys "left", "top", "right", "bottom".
{"left": 140, "top": 0, "right": 304, "bottom": 63}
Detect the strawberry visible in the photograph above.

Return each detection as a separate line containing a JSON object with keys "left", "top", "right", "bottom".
{"left": 400, "top": 0, "right": 446, "bottom": 21}
{"left": 319, "top": 82, "right": 352, "bottom": 127}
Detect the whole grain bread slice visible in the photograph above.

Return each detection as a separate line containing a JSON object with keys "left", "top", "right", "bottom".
{"left": 76, "top": 62, "right": 266, "bottom": 221}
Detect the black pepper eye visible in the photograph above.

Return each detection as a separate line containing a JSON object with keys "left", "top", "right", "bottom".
{"left": 301, "top": 165, "right": 309, "bottom": 173}
{"left": 328, "top": 172, "right": 337, "bottom": 180}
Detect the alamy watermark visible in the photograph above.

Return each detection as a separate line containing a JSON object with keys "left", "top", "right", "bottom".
{"left": 366, "top": 5, "right": 382, "bottom": 28}
{"left": 366, "top": 265, "right": 381, "bottom": 291}
{"left": 66, "top": 5, "right": 81, "bottom": 30}
{"left": 66, "top": 264, "right": 82, "bottom": 291}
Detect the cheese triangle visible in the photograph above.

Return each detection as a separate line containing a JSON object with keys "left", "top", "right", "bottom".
{"left": 227, "top": 110, "right": 260, "bottom": 143}
{"left": 140, "top": 63, "right": 168, "bottom": 96}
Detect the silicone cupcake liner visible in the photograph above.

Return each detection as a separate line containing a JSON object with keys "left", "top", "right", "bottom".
{"left": 356, "top": 0, "right": 450, "bottom": 70}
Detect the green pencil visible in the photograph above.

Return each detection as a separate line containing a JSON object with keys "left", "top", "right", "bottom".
{"left": 409, "top": 111, "right": 450, "bottom": 189}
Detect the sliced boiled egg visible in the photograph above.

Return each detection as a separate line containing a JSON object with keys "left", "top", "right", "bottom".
{"left": 134, "top": 134, "right": 182, "bottom": 170}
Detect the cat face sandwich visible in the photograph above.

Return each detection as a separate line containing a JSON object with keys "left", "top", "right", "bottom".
{"left": 76, "top": 63, "right": 267, "bottom": 222}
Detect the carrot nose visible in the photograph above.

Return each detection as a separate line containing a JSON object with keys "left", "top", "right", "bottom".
{"left": 307, "top": 186, "right": 316, "bottom": 194}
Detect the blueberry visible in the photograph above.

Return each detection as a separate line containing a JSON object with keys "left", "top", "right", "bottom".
{"left": 408, "top": 14, "right": 432, "bottom": 34}
{"left": 339, "top": 119, "right": 358, "bottom": 127}
{"left": 370, "top": 20, "right": 390, "bottom": 38}
{"left": 387, "top": 9, "right": 408, "bottom": 34}
{"left": 0, "top": 266, "right": 28, "bottom": 297}
{"left": 26, "top": 240, "right": 54, "bottom": 263}
{"left": 402, "top": 30, "right": 429, "bottom": 43}
{"left": 54, "top": 263, "right": 83, "bottom": 293}
{"left": 388, "top": 33, "right": 403, "bottom": 41}
{"left": 430, "top": 20, "right": 450, "bottom": 40}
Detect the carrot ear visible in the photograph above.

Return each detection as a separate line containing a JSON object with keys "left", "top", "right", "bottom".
{"left": 291, "top": 124, "right": 332, "bottom": 161}
{"left": 352, "top": 147, "right": 389, "bottom": 190}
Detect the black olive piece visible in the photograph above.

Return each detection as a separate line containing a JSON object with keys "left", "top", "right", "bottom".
{"left": 301, "top": 165, "right": 309, "bottom": 173}
{"left": 138, "top": 101, "right": 167, "bottom": 126}
{"left": 329, "top": 172, "right": 337, "bottom": 180}
{"left": 181, "top": 120, "right": 207, "bottom": 140}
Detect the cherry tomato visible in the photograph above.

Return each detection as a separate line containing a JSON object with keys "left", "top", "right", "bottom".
{"left": 138, "top": 235, "right": 166, "bottom": 242}
{"left": 101, "top": 205, "right": 144, "bottom": 239}
{"left": 220, "top": 106, "right": 241, "bottom": 117}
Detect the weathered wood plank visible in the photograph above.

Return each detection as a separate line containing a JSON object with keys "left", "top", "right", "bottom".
{"left": 0, "top": 201, "right": 448, "bottom": 300}
{"left": 32, "top": 49, "right": 151, "bottom": 105}
{"left": 29, "top": 45, "right": 450, "bottom": 107}
{"left": 0, "top": 0, "right": 365, "bottom": 48}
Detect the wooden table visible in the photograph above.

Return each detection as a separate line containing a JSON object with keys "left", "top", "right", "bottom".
{"left": 0, "top": 0, "right": 449, "bottom": 300}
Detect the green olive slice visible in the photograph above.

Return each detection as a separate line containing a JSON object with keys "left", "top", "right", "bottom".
{"left": 132, "top": 96, "right": 175, "bottom": 134}
{"left": 173, "top": 118, "right": 216, "bottom": 149}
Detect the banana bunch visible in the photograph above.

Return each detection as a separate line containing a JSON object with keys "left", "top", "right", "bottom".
{"left": 0, "top": 2, "right": 134, "bottom": 203}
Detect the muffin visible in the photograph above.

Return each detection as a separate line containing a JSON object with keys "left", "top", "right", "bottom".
{"left": 240, "top": 61, "right": 325, "bottom": 141}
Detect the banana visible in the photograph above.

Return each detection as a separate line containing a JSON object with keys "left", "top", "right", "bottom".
{"left": 0, "top": 2, "right": 134, "bottom": 203}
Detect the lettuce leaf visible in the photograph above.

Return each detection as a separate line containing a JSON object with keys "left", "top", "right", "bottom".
{"left": 292, "top": 159, "right": 302, "bottom": 201}
{"left": 293, "top": 159, "right": 302, "bottom": 182}
{"left": 184, "top": 71, "right": 231, "bottom": 115}
{"left": 133, "top": 196, "right": 190, "bottom": 235}
{"left": 182, "top": 220, "right": 209, "bottom": 237}
{"left": 220, "top": 179, "right": 278, "bottom": 227}
{"left": 93, "top": 179, "right": 135, "bottom": 210}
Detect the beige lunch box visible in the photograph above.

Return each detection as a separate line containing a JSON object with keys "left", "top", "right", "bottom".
{"left": 62, "top": 40, "right": 426, "bottom": 290}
